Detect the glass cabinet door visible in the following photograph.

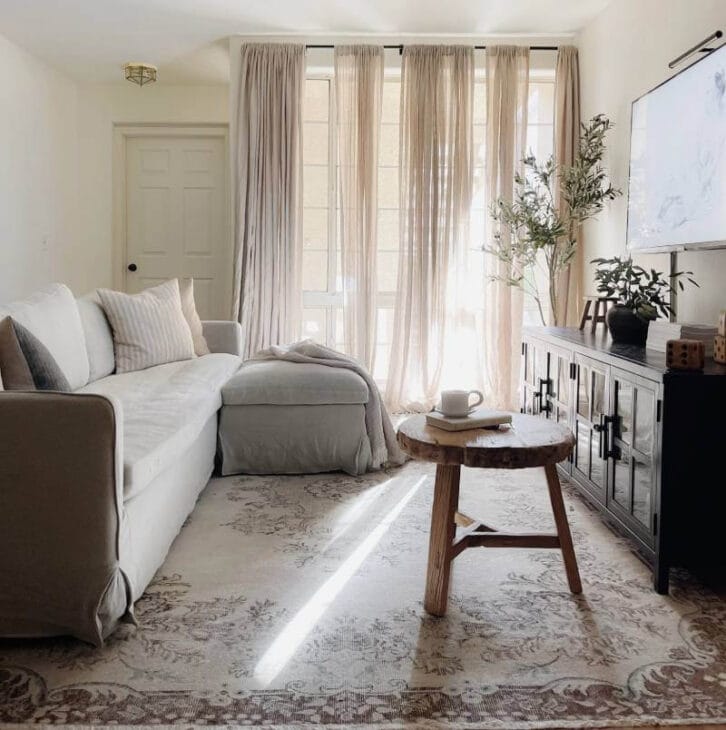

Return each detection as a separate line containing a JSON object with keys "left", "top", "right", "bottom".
{"left": 521, "top": 340, "right": 550, "bottom": 417}
{"left": 606, "top": 368, "right": 659, "bottom": 543}
{"left": 572, "top": 354, "right": 609, "bottom": 503}
{"left": 547, "top": 348, "right": 573, "bottom": 426}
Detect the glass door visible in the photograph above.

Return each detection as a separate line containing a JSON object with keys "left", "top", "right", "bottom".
{"left": 521, "top": 339, "right": 550, "bottom": 417}
{"left": 572, "top": 354, "right": 609, "bottom": 504}
{"left": 606, "top": 368, "right": 659, "bottom": 545}
{"left": 546, "top": 347, "right": 573, "bottom": 427}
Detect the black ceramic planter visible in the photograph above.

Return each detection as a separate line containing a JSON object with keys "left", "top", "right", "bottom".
{"left": 606, "top": 304, "right": 650, "bottom": 346}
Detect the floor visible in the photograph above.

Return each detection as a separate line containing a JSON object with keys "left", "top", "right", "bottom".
{"left": 2, "top": 461, "right": 726, "bottom": 728}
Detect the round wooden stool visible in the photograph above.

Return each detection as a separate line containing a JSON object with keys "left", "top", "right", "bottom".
{"left": 397, "top": 413, "right": 581, "bottom": 616}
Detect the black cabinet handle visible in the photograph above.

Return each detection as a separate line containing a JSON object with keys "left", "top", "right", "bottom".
{"left": 595, "top": 414, "right": 616, "bottom": 460}
{"left": 606, "top": 415, "right": 618, "bottom": 460}
{"left": 594, "top": 414, "right": 606, "bottom": 458}
{"left": 127, "top": 263, "right": 137, "bottom": 272}
{"left": 537, "top": 378, "right": 552, "bottom": 413}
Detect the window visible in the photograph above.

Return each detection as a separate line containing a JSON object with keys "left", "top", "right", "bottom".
{"left": 301, "top": 78, "right": 335, "bottom": 344}
{"left": 301, "top": 58, "right": 556, "bottom": 382}
{"left": 524, "top": 80, "right": 555, "bottom": 326}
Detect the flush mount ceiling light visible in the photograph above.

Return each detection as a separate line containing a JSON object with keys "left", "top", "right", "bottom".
{"left": 123, "top": 62, "right": 157, "bottom": 87}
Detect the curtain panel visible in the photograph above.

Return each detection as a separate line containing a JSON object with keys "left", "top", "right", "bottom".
{"left": 554, "top": 46, "right": 582, "bottom": 327}
{"left": 483, "top": 45, "right": 530, "bottom": 410}
{"left": 334, "top": 45, "right": 384, "bottom": 371}
{"left": 385, "top": 45, "right": 474, "bottom": 412}
{"left": 232, "top": 43, "right": 304, "bottom": 358}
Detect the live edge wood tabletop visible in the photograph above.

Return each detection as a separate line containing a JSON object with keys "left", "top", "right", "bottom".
{"left": 397, "top": 413, "right": 580, "bottom": 616}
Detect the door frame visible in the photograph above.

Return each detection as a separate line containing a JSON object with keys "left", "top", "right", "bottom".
{"left": 112, "top": 123, "right": 231, "bottom": 315}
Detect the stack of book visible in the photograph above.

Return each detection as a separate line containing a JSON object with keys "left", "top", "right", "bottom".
{"left": 646, "top": 322, "right": 717, "bottom": 356}
{"left": 426, "top": 409, "right": 512, "bottom": 432}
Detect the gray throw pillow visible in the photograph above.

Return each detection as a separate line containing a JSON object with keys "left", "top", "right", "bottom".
{"left": 11, "top": 318, "right": 71, "bottom": 391}
{"left": 0, "top": 316, "right": 35, "bottom": 390}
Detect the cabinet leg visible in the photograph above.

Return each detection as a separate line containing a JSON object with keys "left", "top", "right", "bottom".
{"left": 654, "top": 559, "right": 670, "bottom": 595}
{"left": 591, "top": 300, "right": 600, "bottom": 333}
{"left": 544, "top": 464, "right": 582, "bottom": 594}
{"left": 424, "top": 464, "right": 460, "bottom": 616}
{"left": 579, "top": 299, "right": 591, "bottom": 331}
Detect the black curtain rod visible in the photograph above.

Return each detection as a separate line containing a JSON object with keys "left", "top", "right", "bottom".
{"left": 305, "top": 44, "right": 559, "bottom": 52}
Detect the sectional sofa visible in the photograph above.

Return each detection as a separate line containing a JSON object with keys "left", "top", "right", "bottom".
{"left": 0, "top": 284, "right": 242, "bottom": 645}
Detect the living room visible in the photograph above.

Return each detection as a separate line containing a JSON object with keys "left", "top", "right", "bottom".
{"left": 1, "top": 1, "right": 725, "bottom": 728}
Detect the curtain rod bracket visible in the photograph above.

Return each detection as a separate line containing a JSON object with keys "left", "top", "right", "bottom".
{"left": 668, "top": 29, "right": 722, "bottom": 68}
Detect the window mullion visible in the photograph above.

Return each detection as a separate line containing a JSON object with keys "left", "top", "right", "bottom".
{"left": 328, "top": 75, "right": 338, "bottom": 348}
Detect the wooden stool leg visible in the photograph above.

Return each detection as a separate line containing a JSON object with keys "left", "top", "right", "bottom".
{"left": 424, "top": 464, "right": 460, "bottom": 616}
{"left": 590, "top": 299, "right": 600, "bottom": 333}
{"left": 579, "top": 299, "right": 591, "bottom": 330}
{"left": 544, "top": 464, "right": 582, "bottom": 594}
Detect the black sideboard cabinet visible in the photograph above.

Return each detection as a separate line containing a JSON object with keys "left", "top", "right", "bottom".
{"left": 521, "top": 327, "right": 726, "bottom": 593}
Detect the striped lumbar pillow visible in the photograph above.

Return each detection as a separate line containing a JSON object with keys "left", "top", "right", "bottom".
{"left": 98, "top": 279, "right": 195, "bottom": 373}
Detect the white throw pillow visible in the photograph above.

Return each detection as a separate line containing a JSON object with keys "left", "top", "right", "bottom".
{"left": 0, "top": 283, "right": 90, "bottom": 390}
{"left": 97, "top": 280, "right": 195, "bottom": 373}
{"left": 178, "top": 278, "right": 211, "bottom": 356}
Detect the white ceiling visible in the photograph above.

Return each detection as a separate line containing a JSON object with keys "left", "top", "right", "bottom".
{"left": 0, "top": 0, "right": 611, "bottom": 84}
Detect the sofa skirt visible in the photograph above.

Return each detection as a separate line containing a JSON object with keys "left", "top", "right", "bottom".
{"left": 218, "top": 403, "right": 372, "bottom": 476}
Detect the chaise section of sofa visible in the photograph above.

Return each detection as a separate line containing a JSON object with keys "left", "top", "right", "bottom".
{"left": 0, "top": 284, "right": 242, "bottom": 645}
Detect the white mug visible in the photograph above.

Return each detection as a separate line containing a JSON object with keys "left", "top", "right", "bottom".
{"left": 439, "top": 389, "right": 484, "bottom": 417}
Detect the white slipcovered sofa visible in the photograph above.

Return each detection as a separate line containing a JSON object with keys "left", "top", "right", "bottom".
{"left": 0, "top": 283, "right": 242, "bottom": 645}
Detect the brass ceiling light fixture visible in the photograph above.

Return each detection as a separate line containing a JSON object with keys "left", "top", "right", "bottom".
{"left": 123, "top": 62, "right": 157, "bottom": 87}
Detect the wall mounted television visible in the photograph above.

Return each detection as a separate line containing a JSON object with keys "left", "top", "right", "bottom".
{"left": 627, "top": 41, "right": 726, "bottom": 253}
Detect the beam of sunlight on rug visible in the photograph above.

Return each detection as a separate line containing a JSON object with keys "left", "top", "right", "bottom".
{"left": 322, "top": 478, "right": 394, "bottom": 550}
{"left": 253, "top": 475, "right": 425, "bottom": 687}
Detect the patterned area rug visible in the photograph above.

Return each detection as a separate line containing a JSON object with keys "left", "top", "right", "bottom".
{"left": 2, "top": 461, "right": 726, "bottom": 728}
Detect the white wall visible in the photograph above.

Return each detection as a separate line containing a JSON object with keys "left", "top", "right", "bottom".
{"left": 0, "top": 33, "right": 81, "bottom": 301}
{"left": 577, "top": 0, "right": 726, "bottom": 324}
{"left": 0, "top": 28, "right": 229, "bottom": 302}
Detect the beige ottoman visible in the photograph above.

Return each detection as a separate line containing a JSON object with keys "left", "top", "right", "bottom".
{"left": 218, "top": 360, "right": 373, "bottom": 476}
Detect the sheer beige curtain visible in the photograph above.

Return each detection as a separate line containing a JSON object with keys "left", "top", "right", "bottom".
{"left": 232, "top": 43, "right": 304, "bottom": 358}
{"left": 335, "top": 45, "right": 384, "bottom": 370}
{"left": 554, "top": 46, "right": 582, "bottom": 326}
{"left": 483, "top": 46, "right": 529, "bottom": 410}
{"left": 386, "top": 45, "right": 474, "bottom": 412}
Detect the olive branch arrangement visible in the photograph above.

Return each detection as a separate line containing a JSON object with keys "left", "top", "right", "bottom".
{"left": 487, "top": 114, "right": 621, "bottom": 326}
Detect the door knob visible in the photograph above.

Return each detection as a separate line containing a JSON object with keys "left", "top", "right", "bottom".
{"left": 127, "top": 263, "right": 137, "bottom": 272}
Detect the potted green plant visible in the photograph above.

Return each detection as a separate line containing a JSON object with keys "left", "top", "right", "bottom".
{"left": 591, "top": 256, "right": 699, "bottom": 345}
{"left": 487, "top": 114, "right": 621, "bottom": 326}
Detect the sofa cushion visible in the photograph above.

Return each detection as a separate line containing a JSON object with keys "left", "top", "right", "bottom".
{"left": 77, "top": 293, "right": 116, "bottom": 382}
{"left": 78, "top": 353, "right": 241, "bottom": 499}
{"left": 0, "top": 283, "right": 90, "bottom": 390}
{"left": 222, "top": 360, "right": 369, "bottom": 406}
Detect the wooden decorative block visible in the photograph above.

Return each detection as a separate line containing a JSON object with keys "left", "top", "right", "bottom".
{"left": 666, "top": 339, "right": 705, "bottom": 370}
{"left": 715, "top": 334, "right": 726, "bottom": 365}
{"left": 718, "top": 311, "right": 726, "bottom": 337}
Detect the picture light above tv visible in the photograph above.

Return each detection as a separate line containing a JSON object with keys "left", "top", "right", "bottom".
{"left": 626, "top": 41, "right": 726, "bottom": 253}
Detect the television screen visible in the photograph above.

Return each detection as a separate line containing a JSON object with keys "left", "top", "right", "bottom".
{"left": 627, "top": 42, "right": 726, "bottom": 252}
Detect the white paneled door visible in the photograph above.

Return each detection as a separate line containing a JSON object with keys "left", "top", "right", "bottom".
{"left": 125, "top": 134, "right": 228, "bottom": 319}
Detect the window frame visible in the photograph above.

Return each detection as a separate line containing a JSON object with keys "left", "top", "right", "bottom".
{"left": 302, "top": 76, "right": 341, "bottom": 348}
